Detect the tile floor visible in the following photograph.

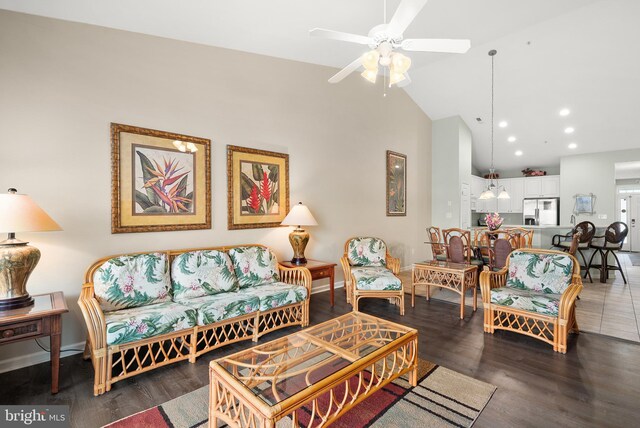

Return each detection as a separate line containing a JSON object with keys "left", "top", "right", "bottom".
{"left": 402, "top": 252, "right": 640, "bottom": 342}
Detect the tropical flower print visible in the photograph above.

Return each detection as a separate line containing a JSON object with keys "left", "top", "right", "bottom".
{"left": 171, "top": 250, "right": 239, "bottom": 301}
{"left": 105, "top": 302, "right": 197, "bottom": 345}
{"left": 94, "top": 253, "right": 171, "bottom": 312}
{"left": 347, "top": 238, "right": 387, "bottom": 267}
{"left": 506, "top": 251, "right": 573, "bottom": 294}
{"left": 491, "top": 287, "right": 561, "bottom": 316}
{"left": 181, "top": 292, "right": 261, "bottom": 326}
{"left": 351, "top": 267, "right": 402, "bottom": 291}
{"left": 228, "top": 246, "right": 279, "bottom": 288}
{"left": 241, "top": 283, "right": 308, "bottom": 311}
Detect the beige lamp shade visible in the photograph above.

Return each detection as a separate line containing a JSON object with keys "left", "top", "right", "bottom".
{"left": 281, "top": 202, "right": 318, "bottom": 227}
{"left": 0, "top": 192, "right": 62, "bottom": 234}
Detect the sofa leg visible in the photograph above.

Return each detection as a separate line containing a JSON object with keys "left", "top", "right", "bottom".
{"left": 188, "top": 331, "right": 197, "bottom": 363}
{"left": 399, "top": 294, "right": 405, "bottom": 316}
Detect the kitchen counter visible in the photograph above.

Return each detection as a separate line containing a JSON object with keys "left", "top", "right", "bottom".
{"left": 471, "top": 224, "right": 573, "bottom": 230}
{"left": 470, "top": 224, "right": 573, "bottom": 248}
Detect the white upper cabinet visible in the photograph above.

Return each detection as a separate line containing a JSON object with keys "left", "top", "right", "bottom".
{"left": 509, "top": 178, "right": 524, "bottom": 213}
{"left": 523, "top": 175, "right": 560, "bottom": 198}
{"left": 470, "top": 175, "right": 485, "bottom": 198}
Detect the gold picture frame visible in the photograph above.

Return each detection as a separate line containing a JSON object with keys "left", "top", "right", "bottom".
{"left": 386, "top": 150, "right": 407, "bottom": 216}
{"left": 111, "top": 123, "right": 211, "bottom": 233}
{"left": 227, "top": 145, "right": 289, "bottom": 230}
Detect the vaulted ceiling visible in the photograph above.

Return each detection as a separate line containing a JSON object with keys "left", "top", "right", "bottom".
{"left": 1, "top": 0, "right": 638, "bottom": 172}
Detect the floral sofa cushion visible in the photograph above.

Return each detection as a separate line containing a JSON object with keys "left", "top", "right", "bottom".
{"left": 228, "top": 246, "right": 279, "bottom": 288}
{"left": 171, "top": 250, "right": 238, "bottom": 301}
{"left": 243, "top": 282, "right": 308, "bottom": 311}
{"left": 94, "top": 253, "right": 171, "bottom": 312}
{"left": 347, "top": 237, "right": 387, "bottom": 267}
{"left": 351, "top": 267, "right": 401, "bottom": 291}
{"left": 180, "top": 292, "right": 261, "bottom": 326}
{"left": 506, "top": 251, "right": 573, "bottom": 294}
{"left": 490, "top": 287, "right": 561, "bottom": 317}
{"left": 105, "top": 301, "right": 197, "bottom": 345}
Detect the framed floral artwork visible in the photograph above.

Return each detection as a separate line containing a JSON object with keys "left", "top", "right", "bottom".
{"left": 111, "top": 123, "right": 211, "bottom": 233}
{"left": 386, "top": 150, "right": 406, "bottom": 216}
{"left": 227, "top": 145, "right": 289, "bottom": 230}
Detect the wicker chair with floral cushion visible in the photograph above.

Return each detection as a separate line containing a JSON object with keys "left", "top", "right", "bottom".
{"left": 340, "top": 237, "right": 404, "bottom": 315}
{"left": 480, "top": 248, "right": 583, "bottom": 353}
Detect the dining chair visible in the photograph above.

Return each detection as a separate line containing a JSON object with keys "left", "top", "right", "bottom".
{"left": 426, "top": 226, "right": 447, "bottom": 261}
{"left": 506, "top": 227, "right": 534, "bottom": 248}
{"left": 586, "top": 222, "right": 629, "bottom": 284}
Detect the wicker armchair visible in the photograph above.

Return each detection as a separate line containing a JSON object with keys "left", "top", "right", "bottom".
{"left": 340, "top": 237, "right": 404, "bottom": 315}
{"left": 480, "top": 248, "right": 582, "bottom": 353}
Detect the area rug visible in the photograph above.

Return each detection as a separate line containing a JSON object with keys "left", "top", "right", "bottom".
{"left": 104, "top": 360, "right": 496, "bottom": 428}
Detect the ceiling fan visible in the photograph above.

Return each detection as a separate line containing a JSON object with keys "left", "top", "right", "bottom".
{"left": 310, "top": 0, "right": 471, "bottom": 87}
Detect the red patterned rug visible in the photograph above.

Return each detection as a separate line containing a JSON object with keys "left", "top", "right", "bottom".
{"left": 104, "top": 360, "right": 495, "bottom": 428}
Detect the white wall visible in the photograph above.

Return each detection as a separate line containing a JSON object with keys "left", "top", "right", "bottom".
{"left": 431, "top": 116, "right": 471, "bottom": 228}
{"left": 0, "top": 11, "right": 432, "bottom": 367}
{"left": 560, "top": 149, "right": 640, "bottom": 226}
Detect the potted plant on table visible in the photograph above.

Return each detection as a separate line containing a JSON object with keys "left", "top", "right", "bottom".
{"left": 484, "top": 212, "right": 503, "bottom": 231}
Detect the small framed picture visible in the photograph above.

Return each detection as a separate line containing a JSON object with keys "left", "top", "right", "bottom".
{"left": 386, "top": 150, "right": 407, "bottom": 216}
{"left": 227, "top": 145, "right": 289, "bottom": 230}
{"left": 574, "top": 194, "right": 595, "bottom": 215}
{"left": 111, "top": 123, "right": 211, "bottom": 233}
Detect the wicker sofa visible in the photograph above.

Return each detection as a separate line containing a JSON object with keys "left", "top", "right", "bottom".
{"left": 79, "top": 244, "right": 311, "bottom": 395}
{"left": 480, "top": 248, "right": 582, "bottom": 353}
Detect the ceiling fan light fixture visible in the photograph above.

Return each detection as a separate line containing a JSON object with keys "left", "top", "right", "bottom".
{"left": 389, "top": 70, "right": 406, "bottom": 86}
{"left": 391, "top": 52, "right": 412, "bottom": 74}
{"left": 361, "top": 50, "right": 380, "bottom": 70}
{"left": 361, "top": 69, "right": 378, "bottom": 83}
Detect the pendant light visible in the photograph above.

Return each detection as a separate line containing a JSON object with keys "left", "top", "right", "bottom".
{"left": 478, "top": 49, "right": 510, "bottom": 200}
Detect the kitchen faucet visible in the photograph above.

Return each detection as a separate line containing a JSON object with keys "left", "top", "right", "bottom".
{"left": 570, "top": 214, "right": 576, "bottom": 226}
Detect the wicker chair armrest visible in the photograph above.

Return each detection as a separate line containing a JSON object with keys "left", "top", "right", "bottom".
{"left": 479, "top": 267, "right": 508, "bottom": 303}
{"left": 278, "top": 265, "right": 312, "bottom": 295}
{"left": 558, "top": 280, "right": 583, "bottom": 321}
{"left": 78, "top": 283, "right": 107, "bottom": 352}
{"left": 339, "top": 256, "right": 352, "bottom": 285}
{"left": 386, "top": 255, "right": 401, "bottom": 275}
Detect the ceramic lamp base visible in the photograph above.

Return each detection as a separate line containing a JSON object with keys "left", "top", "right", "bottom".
{"left": 0, "top": 242, "right": 40, "bottom": 311}
{"left": 289, "top": 228, "right": 309, "bottom": 266}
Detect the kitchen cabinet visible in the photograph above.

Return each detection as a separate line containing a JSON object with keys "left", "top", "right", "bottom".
{"left": 470, "top": 175, "right": 485, "bottom": 198}
{"left": 523, "top": 175, "right": 560, "bottom": 198}
{"left": 510, "top": 178, "right": 524, "bottom": 213}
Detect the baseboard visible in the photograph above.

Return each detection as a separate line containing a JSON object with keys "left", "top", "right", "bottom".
{"left": 311, "top": 280, "right": 344, "bottom": 294}
{"left": 0, "top": 341, "right": 85, "bottom": 374}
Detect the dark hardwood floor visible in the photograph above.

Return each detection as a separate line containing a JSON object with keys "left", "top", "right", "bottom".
{"left": 1, "top": 290, "right": 638, "bottom": 427}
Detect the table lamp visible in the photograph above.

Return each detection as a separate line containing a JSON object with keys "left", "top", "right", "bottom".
{"left": 281, "top": 202, "right": 318, "bottom": 265}
{"left": 0, "top": 188, "right": 62, "bottom": 310}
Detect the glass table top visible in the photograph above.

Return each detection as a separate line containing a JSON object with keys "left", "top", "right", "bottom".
{"left": 414, "top": 260, "right": 476, "bottom": 270}
{"left": 214, "top": 312, "right": 415, "bottom": 406}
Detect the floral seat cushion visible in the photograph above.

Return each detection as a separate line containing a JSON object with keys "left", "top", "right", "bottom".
{"left": 180, "top": 292, "right": 261, "bottom": 326}
{"left": 243, "top": 282, "right": 308, "bottom": 311}
{"left": 347, "top": 237, "right": 387, "bottom": 267}
{"left": 94, "top": 253, "right": 171, "bottom": 311}
{"left": 228, "top": 246, "right": 279, "bottom": 288}
{"left": 105, "top": 301, "right": 197, "bottom": 345}
{"left": 507, "top": 251, "right": 573, "bottom": 294}
{"left": 351, "top": 267, "right": 401, "bottom": 291}
{"left": 490, "top": 287, "right": 561, "bottom": 317}
{"left": 171, "top": 250, "right": 238, "bottom": 301}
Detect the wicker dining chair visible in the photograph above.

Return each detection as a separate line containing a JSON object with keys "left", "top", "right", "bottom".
{"left": 505, "top": 227, "right": 534, "bottom": 248}
{"left": 427, "top": 227, "right": 447, "bottom": 261}
{"left": 475, "top": 229, "right": 519, "bottom": 268}
{"left": 586, "top": 222, "right": 629, "bottom": 284}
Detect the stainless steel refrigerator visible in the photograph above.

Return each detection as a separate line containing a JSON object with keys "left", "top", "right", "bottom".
{"left": 523, "top": 198, "right": 560, "bottom": 226}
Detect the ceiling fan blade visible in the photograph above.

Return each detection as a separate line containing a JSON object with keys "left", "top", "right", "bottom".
{"left": 328, "top": 57, "right": 363, "bottom": 83}
{"left": 309, "top": 28, "right": 372, "bottom": 45}
{"left": 401, "top": 38, "right": 471, "bottom": 53}
{"left": 397, "top": 73, "right": 412, "bottom": 88}
{"left": 387, "top": 0, "right": 429, "bottom": 37}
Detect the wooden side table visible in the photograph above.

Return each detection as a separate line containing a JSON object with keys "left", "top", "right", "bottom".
{"left": 0, "top": 291, "right": 68, "bottom": 393}
{"left": 279, "top": 259, "right": 337, "bottom": 306}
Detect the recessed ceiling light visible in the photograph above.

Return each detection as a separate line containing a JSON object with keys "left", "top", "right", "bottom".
{"left": 568, "top": 143, "right": 577, "bottom": 149}
{"left": 564, "top": 127, "right": 575, "bottom": 134}
{"left": 508, "top": 136, "right": 516, "bottom": 143}
{"left": 559, "top": 108, "right": 570, "bottom": 116}
{"left": 498, "top": 121, "right": 508, "bottom": 128}
{"left": 515, "top": 150, "right": 523, "bottom": 156}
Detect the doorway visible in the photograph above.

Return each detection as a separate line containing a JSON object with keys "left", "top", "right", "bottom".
{"left": 617, "top": 191, "right": 640, "bottom": 251}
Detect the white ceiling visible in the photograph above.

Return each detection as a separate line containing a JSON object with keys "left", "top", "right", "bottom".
{"left": 1, "top": 0, "right": 639, "bottom": 172}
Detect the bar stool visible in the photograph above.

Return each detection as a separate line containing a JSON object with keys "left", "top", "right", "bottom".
{"left": 586, "top": 222, "right": 629, "bottom": 284}
{"left": 552, "top": 221, "right": 595, "bottom": 283}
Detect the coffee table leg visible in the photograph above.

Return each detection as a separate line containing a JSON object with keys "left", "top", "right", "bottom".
{"left": 459, "top": 276, "right": 465, "bottom": 319}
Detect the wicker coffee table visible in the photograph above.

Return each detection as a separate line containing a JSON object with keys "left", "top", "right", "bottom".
{"left": 209, "top": 312, "right": 418, "bottom": 427}
{"left": 412, "top": 260, "right": 478, "bottom": 319}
